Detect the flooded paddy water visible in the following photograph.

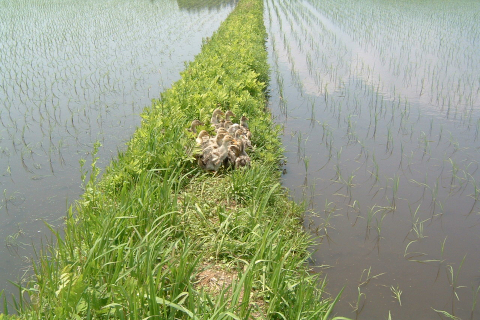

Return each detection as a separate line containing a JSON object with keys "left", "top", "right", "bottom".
{"left": 0, "top": 0, "right": 236, "bottom": 306}
{"left": 265, "top": 0, "right": 480, "bottom": 319}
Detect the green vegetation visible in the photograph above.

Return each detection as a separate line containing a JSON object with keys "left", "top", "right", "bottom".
{"left": 2, "top": 0, "right": 344, "bottom": 318}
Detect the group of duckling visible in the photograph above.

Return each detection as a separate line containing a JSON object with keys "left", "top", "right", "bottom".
{"left": 189, "top": 108, "right": 252, "bottom": 172}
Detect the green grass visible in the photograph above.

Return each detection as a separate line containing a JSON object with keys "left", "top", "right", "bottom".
{"left": 3, "top": 0, "right": 346, "bottom": 319}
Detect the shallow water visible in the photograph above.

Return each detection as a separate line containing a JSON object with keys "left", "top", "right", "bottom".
{"left": 0, "top": 0, "right": 235, "bottom": 308}
{"left": 265, "top": 0, "right": 480, "bottom": 319}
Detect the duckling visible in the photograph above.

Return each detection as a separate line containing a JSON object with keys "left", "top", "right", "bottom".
{"left": 225, "top": 110, "right": 236, "bottom": 122}
{"left": 239, "top": 116, "right": 252, "bottom": 148}
{"left": 233, "top": 129, "right": 244, "bottom": 140}
{"left": 234, "top": 138, "right": 251, "bottom": 168}
{"left": 224, "top": 120, "right": 233, "bottom": 130}
{"left": 188, "top": 120, "right": 204, "bottom": 134}
{"left": 226, "top": 140, "right": 241, "bottom": 168}
{"left": 214, "top": 119, "right": 225, "bottom": 131}
{"left": 233, "top": 128, "right": 252, "bottom": 150}
{"left": 210, "top": 109, "right": 225, "bottom": 127}
{"left": 244, "top": 130, "right": 252, "bottom": 149}
{"left": 202, "top": 129, "right": 229, "bottom": 160}
{"left": 227, "top": 123, "right": 241, "bottom": 135}
{"left": 208, "top": 128, "right": 228, "bottom": 148}
{"left": 199, "top": 135, "right": 235, "bottom": 171}
{"left": 227, "top": 116, "right": 250, "bottom": 134}
{"left": 240, "top": 115, "right": 249, "bottom": 130}
{"left": 196, "top": 130, "right": 210, "bottom": 149}
{"left": 236, "top": 155, "right": 250, "bottom": 168}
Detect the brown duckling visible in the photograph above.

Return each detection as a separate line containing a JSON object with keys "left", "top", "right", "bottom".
{"left": 207, "top": 128, "right": 228, "bottom": 148}
{"left": 232, "top": 128, "right": 252, "bottom": 150}
{"left": 233, "top": 129, "right": 244, "bottom": 140}
{"left": 199, "top": 135, "right": 235, "bottom": 171}
{"left": 227, "top": 123, "right": 241, "bottom": 135}
{"left": 196, "top": 130, "right": 210, "bottom": 149}
{"left": 234, "top": 138, "right": 251, "bottom": 168}
{"left": 225, "top": 137, "right": 242, "bottom": 168}
{"left": 224, "top": 120, "right": 233, "bottom": 130}
{"left": 188, "top": 119, "right": 204, "bottom": 134}
{"left": 210, "top": 109, "right": 225, "bottom": 127}
{"left": 225, "top": 110, "right": 236, "bottom": 122}
{"left": 214, "top": 119, "right": 226, "bottom": 131}
{"left": 240, "top": 115, "right": 249, "bottom": 130}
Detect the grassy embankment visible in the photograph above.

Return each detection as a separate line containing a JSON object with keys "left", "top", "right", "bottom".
{"left": 1, "top": 0, "right": 346, "bottom": 318}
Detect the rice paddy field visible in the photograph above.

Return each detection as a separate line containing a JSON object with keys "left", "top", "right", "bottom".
{"left": 265, "top": 0, "right": 480, "bottom": 319}
{"left": 0, "top": 0, "right": 236, "bottom": 305}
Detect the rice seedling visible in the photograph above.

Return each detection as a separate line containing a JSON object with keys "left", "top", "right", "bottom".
{"left": 390, "top": 285, "right": 402, "bottom": 306}
{"left": 403, "top": 236, "right": 445, "bottom": 264}
{"left": 303, "top": 155, "right": 310, "bottom": 173}
{"left": 374, "top": 210, "right": 387, "bottom": 242}
{"left": 367, "top": 152, "right": 380, "bottom": 182}
{"left": 390, "top": 174, "right": 400, "bottom": 209}
{"left": 349, "top": 286, "right": 366, "bottom": 314}
{"left": 2, "top": 189, "right": 11, "bottom": 215}
{"left": 7, "top": 227, "right": 27, "bottom": 256}
{"left": 447, "top": 255, "right": 467, "bottom": 303}
{"left": 432, "top": 308, "right": 461, "bottom": 320}
{"left": 405, "top": 203, "right": 427, "bottom": 240}
{"left": 466, "top": 174, "right": 480, "bottom": 215}
{"left": 358, "top": 267, "right": 385, "bottom": 287}
{"left": 471, "top": 284, "right": 480, "bottom": 317}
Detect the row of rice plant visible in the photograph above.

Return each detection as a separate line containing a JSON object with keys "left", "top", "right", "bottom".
{"left": 0, "top": 0, "right": 347, "bottom": 318}
{"left": 265, "top": 0, "right": 480, "bottom": 318}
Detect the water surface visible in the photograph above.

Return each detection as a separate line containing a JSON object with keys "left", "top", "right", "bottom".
{"left": 265, "top": 0, "right": 480, "bottom": 318}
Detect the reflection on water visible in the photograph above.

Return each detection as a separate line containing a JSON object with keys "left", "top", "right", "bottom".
{"left": 0, "top": 0, "right": 235, "bottom": 309}
{"left": 265, "top": 0, "right": 480, "bottom": 319}
{"left": 177, "top": 0, "right": 238, "bottom": 12}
